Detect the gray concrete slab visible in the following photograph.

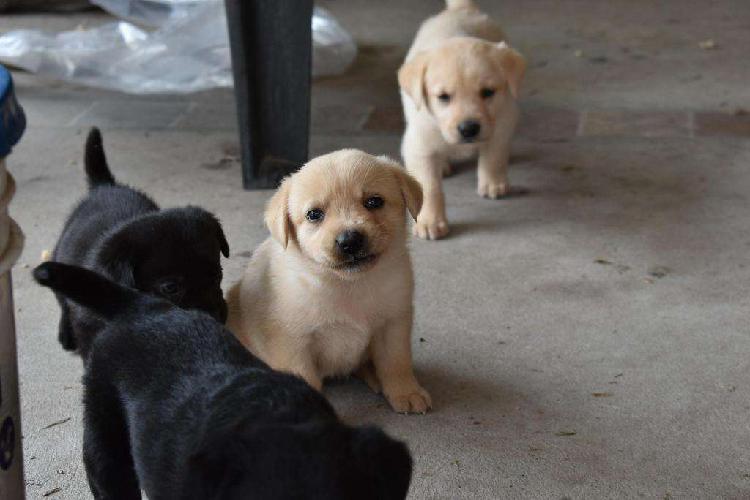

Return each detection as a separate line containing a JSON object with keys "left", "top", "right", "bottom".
{"left": 3, "top": 1, "right": 750, "bottom": 498}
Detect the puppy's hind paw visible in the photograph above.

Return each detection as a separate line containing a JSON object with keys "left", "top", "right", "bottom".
{"left": 386, "top": 386, "right": 432, "bottom": 414}
{"left": 478, "top": 179, "right": 509, "bottom": 199}
{"left": 413, "top": 217, "right": 449, "bottom": 240}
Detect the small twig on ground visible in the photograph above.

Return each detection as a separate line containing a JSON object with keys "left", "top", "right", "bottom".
{"left": 43, "top": 417, "right": 71, "bottom": 430}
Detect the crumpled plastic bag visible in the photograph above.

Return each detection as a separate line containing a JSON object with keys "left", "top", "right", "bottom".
{"left": 92, "top": 0, "right": 206, "bottom": 28}
{"left": 0, "top": 1, "right": 357, "bottom": 93}
{"left": 311, "top": 6, "right": 358, "bottom": 79}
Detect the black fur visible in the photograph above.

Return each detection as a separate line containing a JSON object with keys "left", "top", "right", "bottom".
{"left": 52, "top": 128, "right": 229, "bottom": 356}
{"left": 84, "top": 128, "right": 116, "bottom": 187}
{"left": 34, "top": 262, "right": 413, "bottom": 500}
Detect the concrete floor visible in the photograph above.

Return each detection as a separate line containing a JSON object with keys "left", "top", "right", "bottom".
{"left": 4, "top": 0, "right": 750, "bottom": 498}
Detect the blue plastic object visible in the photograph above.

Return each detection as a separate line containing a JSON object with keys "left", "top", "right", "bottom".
{"left": 0, "top": 66, "right": 25, "bottom": 158}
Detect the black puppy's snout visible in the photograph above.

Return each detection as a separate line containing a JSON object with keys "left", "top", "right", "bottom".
{"left": 458, "top": 120, "right": 481, "bottom": 140}
{"left": 335, "top": 230, "right": 366, "bottom": 256}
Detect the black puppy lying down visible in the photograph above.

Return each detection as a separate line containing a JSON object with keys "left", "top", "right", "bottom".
{"left": 52, "top": 128, "right": 229, "bottom": 357}
{"left": 34, "top": 262, "right": 412, "bottom": 500}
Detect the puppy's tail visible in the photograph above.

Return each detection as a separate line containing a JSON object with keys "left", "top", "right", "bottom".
{"left": 84, "top": 127, "right": 116, "bottom": 188}
{"left": 445, "top": 0, "right": 477, "bottom": 10}
{"left": 33, "top": 262, "right": 141, "bottom": 321}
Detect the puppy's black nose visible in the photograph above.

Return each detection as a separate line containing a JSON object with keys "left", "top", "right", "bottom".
{"left": 336, "top": 230, "right": 365, "bottom": 255}
{"left": 458, "top": 120, "right": 481, "bottom": 140}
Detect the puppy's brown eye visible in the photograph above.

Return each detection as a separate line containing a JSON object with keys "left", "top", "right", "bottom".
{"left": 480, "top": 88, "right": 496, "bottom": 99}
{"left": 306, "top": 208, "right": 324, "bottom": 222}
{"left": 364, "top": 196, "right": 384, "bottom": 210}
{"left": 437, "top": 92, "right": 451, "bottom": 103}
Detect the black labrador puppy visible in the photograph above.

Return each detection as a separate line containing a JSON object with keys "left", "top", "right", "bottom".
{"left": 52, "top": 128, "right": 229, "bottom": 356}
{"left": 34, "top": 262, "right": 412, "bottom": 500}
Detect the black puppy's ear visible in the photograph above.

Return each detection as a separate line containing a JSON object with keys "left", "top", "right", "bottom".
{"left": 201, "top": 210, "right": 229, "bottom": 258}
{"left": 97, "top": 246, "right": 136, "bottom": 288}
{"left": 106, "top": 259, "right": 136, "bottom": 287}
{"left": 215, "top": 220, "right": 230, "bottom": 258}
{"left": 32, "top": 261, "right": 55, "bottom": 285}
{"left": 33, "top": 262, "right": 142, "bottom": 321}
{"left": 186, "top": 421, "right": 253, "bottom": 498}
{"left": 94, "top": 225, "right": 138, "bottom": 288}
{"left": 351, "top": 427, "right": 413, "bottom": 499}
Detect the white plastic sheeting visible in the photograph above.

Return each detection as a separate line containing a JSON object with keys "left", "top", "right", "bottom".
{"left": 0, "top": 1, "right": 357, "bottom": 93}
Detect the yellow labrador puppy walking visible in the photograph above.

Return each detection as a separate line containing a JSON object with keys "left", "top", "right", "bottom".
{"left": 399, "top": 0, "right": 527, "bottom": 240}
{"left": 227, "top": 150, "right": 432, "bottom": 414}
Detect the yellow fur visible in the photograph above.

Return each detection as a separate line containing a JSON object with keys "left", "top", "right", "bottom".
{"left": 399, "top": 2, "right": 527, "bottom": 239}
{"left": 227, "top": 150, "right": 432, "bottom": 414}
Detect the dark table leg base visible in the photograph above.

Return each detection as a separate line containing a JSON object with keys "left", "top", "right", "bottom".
{"left": 251, "top": 157, "right": 301, "bottom": 189}
{"left": 224, "top": 0, "right": 313, "bottom": 190}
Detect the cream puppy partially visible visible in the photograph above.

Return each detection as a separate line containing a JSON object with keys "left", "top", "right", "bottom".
{"left": 227, "top": 150, "right": 432, "bottom": 414}
{"left": 399, "top": 0, "right": 527, "bottom": 240}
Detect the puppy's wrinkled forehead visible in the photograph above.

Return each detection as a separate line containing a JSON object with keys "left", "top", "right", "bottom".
{"left": 290, "top": 150, "right": 396, "bottom": 210}
{"left": 425, "top": 38, "right": 505, "bottom": 91}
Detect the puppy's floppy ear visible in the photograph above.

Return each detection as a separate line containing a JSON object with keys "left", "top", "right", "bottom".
{"left": 103, "top": 255, "right": 136, "bottom": 288}
{"left": 183, "top": 207, "right": 230, "bottom": 258}
{"left": 265, "top": 177, "right": 293, "bottom": 249}
{"left": 217, "top": 226, "right": 230, "bottom": 258}
{"left": 395, "top": 170, "right": 423, "bottom": 221}
{"left": 398, "top": 51, "right": 430, "bottom": 110}
{"left": 95, "top": 227, "right": 138, "bottom": 287}
{"left": 206, "top": 213, "right": 230, "bottom": 258}
{"left": 379, "top": 156, "right": 423, "bottom": 221}
{"left": 351, "top": 426, "right": 413, "bottom": 500}
{"left": 495, "top": 42, "right": 526, "bottom": 99}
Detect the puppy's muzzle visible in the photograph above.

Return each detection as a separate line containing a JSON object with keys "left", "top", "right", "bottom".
{"left": 333, "top": 230, "right": 377, "bottom": 271}
{"left": 458, "top": 120, "right": 481, "bottom": 142}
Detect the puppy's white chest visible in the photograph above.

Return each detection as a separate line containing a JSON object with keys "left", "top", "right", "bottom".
{"left": 313, "top": 323, "right": 370, "bottom": 377}
{"left": 330, "top": 292, "right": 372, "bottom": 327}
{"left": 310, "top": 290, "right": 380, "bottom": 376}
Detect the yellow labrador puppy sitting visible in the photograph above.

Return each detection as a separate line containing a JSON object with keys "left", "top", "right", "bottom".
{"left": 227, "top": 150, "right": 432, "bottom": 414}
{"left": 399, "top": 0, "right": 527, "bottom": 240}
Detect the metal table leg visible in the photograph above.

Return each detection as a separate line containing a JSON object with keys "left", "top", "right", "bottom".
{"left": 224, "top": 0, "right": 313, "bottom": 189}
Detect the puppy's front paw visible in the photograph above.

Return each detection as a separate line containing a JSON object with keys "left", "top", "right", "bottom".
{"left": 413, "top": 216, "right": 449, "bottom": 240}
{"left": 478, "top": 179, "right": 509, "bottom": 199}
{"left": 385, "top": 385, "right": 432, "bottom": 414}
